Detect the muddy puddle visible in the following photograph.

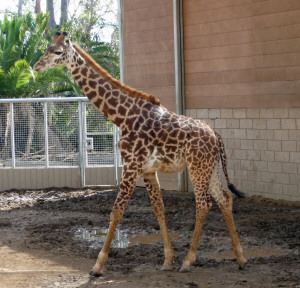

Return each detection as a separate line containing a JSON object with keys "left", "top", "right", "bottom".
{"left": 75, "top": 228, "right": 179, "bottom": 248}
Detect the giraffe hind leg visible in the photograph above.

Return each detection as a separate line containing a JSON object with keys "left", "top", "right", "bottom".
{"left": 208, "top": 165, "right": 247, "bottom": 269}
{"left": 180, "top": 188, "right": 212, "bottom": 272}
{"left": 180, "top": 164, "right": 213, "bottom": 272}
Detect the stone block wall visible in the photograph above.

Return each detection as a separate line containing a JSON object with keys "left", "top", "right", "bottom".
{"left": 186, "top": 108, "right": 300, "bottom": 201}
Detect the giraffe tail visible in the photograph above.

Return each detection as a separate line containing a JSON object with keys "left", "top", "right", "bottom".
{"left": 216, "top": 132, "right": 246, "bottom": 198}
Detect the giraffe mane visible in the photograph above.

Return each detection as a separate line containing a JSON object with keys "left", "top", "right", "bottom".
{"left": 72, "top": 44, "right": 161, "bottom": 106}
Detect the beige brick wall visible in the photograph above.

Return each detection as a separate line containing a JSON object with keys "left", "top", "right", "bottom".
{"left": 186, "top": 108, "right": 300, "bottom": 202}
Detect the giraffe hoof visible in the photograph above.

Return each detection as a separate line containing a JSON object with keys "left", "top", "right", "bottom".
{"left": 238, "top": 258, "right": 248, "bottom": 270}
{"left": 179, "top": 265, "right": 190, "bottom": 273}
{"left": 161, "top": 265, "right": 173, "bottom": 272}
{"left": 89, "top": 270, "right": 103, "bottom": 277}
{"left": 239, "top": 260, "right": 247, "bottom": 270}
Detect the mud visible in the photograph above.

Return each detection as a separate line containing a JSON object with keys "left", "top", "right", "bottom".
{"left": 0, "top": 187, "right": 299, "bottom": 287}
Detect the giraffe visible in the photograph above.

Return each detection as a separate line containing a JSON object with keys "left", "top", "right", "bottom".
{"left": 34, "top": 31, "right": 247, "bottom": 276}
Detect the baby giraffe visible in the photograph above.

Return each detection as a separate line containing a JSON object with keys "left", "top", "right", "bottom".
{"left": 34, "top": 31, "right": 247, "bottom": 276}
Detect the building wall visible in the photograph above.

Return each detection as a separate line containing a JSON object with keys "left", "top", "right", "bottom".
{"left": 183, "top": 0, "right": 300, "bottom": 109}
{"left": 183, "top": 0, "right": 300, "bottom": 201}
{"left": 122, "top": 0, "right": 177, "bottom": 111}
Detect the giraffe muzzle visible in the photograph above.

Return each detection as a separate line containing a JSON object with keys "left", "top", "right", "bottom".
{"left": 33, "top": 62, "right": 45, "bottom": 73}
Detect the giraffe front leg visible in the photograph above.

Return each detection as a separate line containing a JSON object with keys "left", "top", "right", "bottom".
{"left": 90, "top": 166, "right": 139, "bottom": 277}
{"left": 143, "top": 172, "right": 174, "bottom": 271}
{"left": 179, "top": 162, "right": 213, "bottom": 273}
{"left": 90, "top": 210, "right": 122, "bottom": 277}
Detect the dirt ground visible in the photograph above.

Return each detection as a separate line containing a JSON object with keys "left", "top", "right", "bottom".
{"left": 0, "top": 187, "right": 299, "bottom": 288}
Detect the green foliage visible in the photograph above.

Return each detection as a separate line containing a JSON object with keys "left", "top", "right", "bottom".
{"left": 0, "top": 13, "right": 82, "bottom": 98}
{"left": 0, "top": 15, "right": 24, "bottom": 73}
{"left": 22, "top": 13, "right": 49, "bottom": 66}
{"left": 32, "top": 66, "right": 82, "bottom": 97}
{"left": 0, "top": 59, "right": 34, "bottom": 97}
{"left": 58, "top": 0, "right": 120, "bottom": 79}
{"left": 0, "top": 13, "right": 48, "bottom": 72}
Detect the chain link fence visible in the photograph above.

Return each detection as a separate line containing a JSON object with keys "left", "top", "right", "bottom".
{"left": 85, "top": 103, "right": 115, "bottom": 166}
{"left": 0, "top": 98, "right": 120, "bottom": 173}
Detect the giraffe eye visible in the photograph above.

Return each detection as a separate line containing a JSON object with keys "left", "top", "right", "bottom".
{"left": 54, "top": 51, "right": 63, "bottom": 55}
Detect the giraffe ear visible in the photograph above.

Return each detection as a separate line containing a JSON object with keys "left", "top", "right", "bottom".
{"left": 51, "top": 32, "right": 62, "bottom": 44}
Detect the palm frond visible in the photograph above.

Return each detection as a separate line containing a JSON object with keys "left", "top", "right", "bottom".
{"left": 0, "top": 66, "right": 8, "bottom": 96}
{"left": 5, "top": 60, "right": 34, "bottom": 97}
{"left": 22, "top": 14, "right": 48, "bottom": 65}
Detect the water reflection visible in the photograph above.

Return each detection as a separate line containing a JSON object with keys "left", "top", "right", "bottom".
{"left": 75, "top": 228, "right": 130, "bottom": 248}
{"left": 75, "top": 228, "right": 179, "bottom": 249}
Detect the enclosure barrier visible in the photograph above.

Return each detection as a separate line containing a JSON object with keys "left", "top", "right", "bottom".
{"left": 0, "top": 97, "right": 121, "bottom": 191}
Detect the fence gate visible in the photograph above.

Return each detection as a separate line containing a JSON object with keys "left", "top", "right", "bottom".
{"left": 81, "top": 102, "right": 120, "bottom": 187}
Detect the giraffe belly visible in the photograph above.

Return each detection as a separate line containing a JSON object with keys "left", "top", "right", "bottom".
{"left": 142, "top": 148, "right": 186, "bottom": 174}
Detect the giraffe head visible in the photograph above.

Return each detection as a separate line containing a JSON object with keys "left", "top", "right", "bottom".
{"left": 34, "top": 31, "right": 73, "bottom": 73}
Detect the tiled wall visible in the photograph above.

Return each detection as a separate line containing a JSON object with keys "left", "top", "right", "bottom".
{"left": 186, "top": 108, "right": 300, "bottom": 202}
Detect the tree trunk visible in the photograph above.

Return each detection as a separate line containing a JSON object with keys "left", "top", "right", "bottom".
{"left": 35, "top": 0, "right": 42, "bottom": 14}
{"left": 0, "top": 104, "right": 12, "bottom": 162}
{"left": 25, "top": 103, "right": 35, "bottom": 157}
{"left": 85, "top": 0, "right": 97, "bottom": 35}
{"left": 4, "top": 104, "right": 11, "bottom": 148}
{"left": 60, "top": 0, "right": 69, "bottom": 25}
{"left": 18, "top": 0, "right": 23, "bottom": 17}
{"left": 46, "top": 0, "right": 57, "bottom": 29}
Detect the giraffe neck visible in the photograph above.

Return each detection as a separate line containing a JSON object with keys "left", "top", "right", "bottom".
{"left": 67, "top": 51, "right": 124, "bottom": 127}
{"left": 66, "top": 44, "right": 160, "bottom": 130}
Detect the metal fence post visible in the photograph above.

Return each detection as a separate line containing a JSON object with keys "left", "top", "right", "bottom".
{"left": 173, "top": 0, "right": 188, "bottom": 192}
{"left": 10, "top": 103, "right": 15, "bottom": 168}
{"left": 113, "top": 124, "right": 119, "bottom": 187}
{"left": 43, "top": 102, "right": 49, "bottom": 167}
{"left": 78, "top": 100, "right": 85, "bottom": 187}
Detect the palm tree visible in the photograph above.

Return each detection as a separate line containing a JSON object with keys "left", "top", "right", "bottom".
{"left": 0, "top": 14, "right": 81, "bottom": 160}
{"left": 0, "top": 14, "right": 45, "bottom": 159}
{"left": 0, "top": 13, "right": 47, "bottom": 91}
{"left": 0, "top": 59, "right": 35, "bottom": 157}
